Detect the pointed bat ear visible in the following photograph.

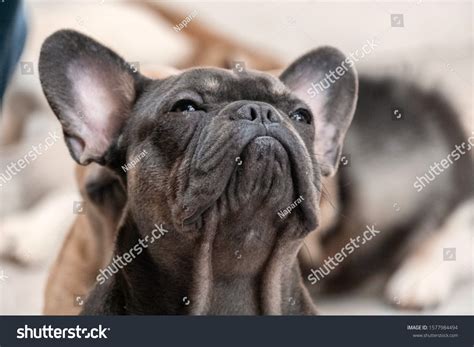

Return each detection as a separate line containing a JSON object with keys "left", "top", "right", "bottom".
{"left": 280, "top": 47, "right": 358, "bottom": 176}
{"left": 39, "top": 30, "right": 148, "bottom": 165}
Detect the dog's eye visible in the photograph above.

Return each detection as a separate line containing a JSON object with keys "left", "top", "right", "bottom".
{"left": 289, "top": 108, "right": 311, "bottom": 124}
{"left": 170, "top": 100, "right": 200, "bottom": 113}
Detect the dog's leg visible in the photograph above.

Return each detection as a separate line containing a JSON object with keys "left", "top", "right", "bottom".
{"left": 385, "top": 199, "right": 473, "bottom": 309}
{"left": 133, "top": 2, "right": 282, "bottom": 71}
{"left": 43, "top": 215, "right": 103, "bottom": 315}
{"left": 43, "top": 165, "right": 124, "bottom": 314}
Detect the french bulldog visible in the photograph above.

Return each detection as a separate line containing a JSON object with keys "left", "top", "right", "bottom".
{"left": 38, "top": 30, "right": 357, "bottom": 314}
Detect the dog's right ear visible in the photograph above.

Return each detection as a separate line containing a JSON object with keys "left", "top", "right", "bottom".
{"left": 39, "top": 30, "right": 147, "bottom": 165}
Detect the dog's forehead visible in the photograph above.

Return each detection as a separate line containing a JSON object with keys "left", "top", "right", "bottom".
{"left": 171, "top": 67, "right": 290, "bottom": 100}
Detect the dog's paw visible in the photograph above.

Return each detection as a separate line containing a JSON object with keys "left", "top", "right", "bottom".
{"left": 0, "top": 191, "right": 78, "bottom": 265}
{"left": 385, "top": 260, "right": 452, "bottom": 310}
{"left": 0, "top": 218, "right": 37, "bottom": 264}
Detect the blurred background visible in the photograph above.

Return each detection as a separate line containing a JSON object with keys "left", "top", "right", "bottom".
{"left": 0, "top": 0, "right": 472, "bottom": 315}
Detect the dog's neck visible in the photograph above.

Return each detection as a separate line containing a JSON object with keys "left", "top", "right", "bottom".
{"left": 112, "top": 210, "right": 317, "bottom": 315}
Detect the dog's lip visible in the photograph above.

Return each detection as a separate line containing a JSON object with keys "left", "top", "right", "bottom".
{"left": 263, "top": 128, "right": 319, "bottom": 231}
{"left": 237, "top": 132, "right": 318, "bottom": 231}
{"left": 237, "top": 135, "right": 287, "bottom": 167}
{"left": 183, "top": 125, "right": 318, "bottom": 232}
{"left": 248, "top": 135, "right": 279, "bottom": 145}
{"left": 183, "top": 136, "right": 282, "bottom": 227}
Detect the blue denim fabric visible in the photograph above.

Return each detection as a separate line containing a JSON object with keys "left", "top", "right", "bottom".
{"left": 0, "top": 0, "right": 27, "bottom": 103}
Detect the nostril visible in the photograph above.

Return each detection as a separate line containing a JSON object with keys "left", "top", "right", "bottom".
{"left": 263, "top": 106, "right": 279, "bottom": 123}
{"left": 249, "top": 107, "right": 258, "bottom": 121}
{"left": 265, "top": 109, "right": 272, "bottom": 122}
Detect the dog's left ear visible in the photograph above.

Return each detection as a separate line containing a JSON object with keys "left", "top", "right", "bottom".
{"left": 39, "top": 29, "right": 147, "bottom": 165}
{"left": 280, "top": 47, "right": 358, "bottom": 176}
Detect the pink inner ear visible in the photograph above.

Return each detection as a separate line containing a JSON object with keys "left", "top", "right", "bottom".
{"left": 67, "top": 64, "right": 131, "bottom": 164}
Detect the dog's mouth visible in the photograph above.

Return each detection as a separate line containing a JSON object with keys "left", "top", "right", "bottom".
{"left": 179, "top": 124, "right": 318, "bottom": 231}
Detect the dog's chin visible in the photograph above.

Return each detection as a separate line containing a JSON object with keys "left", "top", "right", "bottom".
{"left": 181, "top": 134, "right": 319, "bottom": 232}
{"left": 232, "top": 136, "right": 293, "bottom": 202}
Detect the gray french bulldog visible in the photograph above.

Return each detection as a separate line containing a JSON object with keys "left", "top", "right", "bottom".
{"left": 38, "top": 30, "right": 357, "bottom": 314}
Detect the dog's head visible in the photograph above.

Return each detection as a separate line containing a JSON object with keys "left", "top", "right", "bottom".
{"left": 39, "top": 30, "right": 357, "bottom": 255}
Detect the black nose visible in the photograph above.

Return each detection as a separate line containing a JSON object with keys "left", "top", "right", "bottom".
{"left": 235, "top": 102, "right": 280, "bottom": 124}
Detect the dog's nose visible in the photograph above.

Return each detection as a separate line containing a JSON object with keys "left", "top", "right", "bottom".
{"left": 235, "top": 102, "right": 280, "bottom": 124}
